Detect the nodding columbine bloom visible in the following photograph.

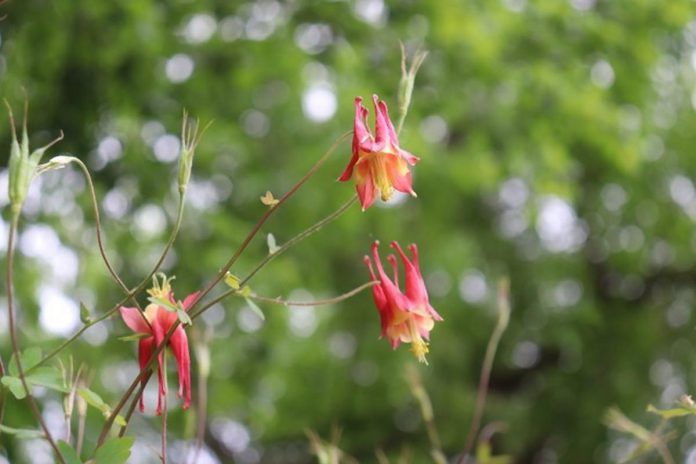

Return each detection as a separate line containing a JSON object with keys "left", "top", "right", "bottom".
{"left": 338, "top": 95, "right": 419, "bottom": 211}
{"left": 364, "top": 241, "right": 442, "bottom": 364}
{"left": 119, "top": 274, "right": 199, "bottom": 414}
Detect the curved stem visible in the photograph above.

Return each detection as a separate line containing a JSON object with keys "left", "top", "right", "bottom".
{"left": 243, "top": 281, "right": 377, "bottom": 307}
{"left": 28, "top": 190, "right": 186, "bottom": 373}
{"left": 99, "top": 132, "right": 351, "bottom": 444}
{"left": 191, "top": 195, "right": 357, "bottom": 320}
{"left": 189, "top": 131, "right": 351, "bottom": 309}
{"left": 6, "top": 215, "right": 65, "bottom": 463}
{"left": 118, "top": 371, "right": 152, "bottom": 437}
{"left": 459, "top": 279, "right": 510, "bottom": 462}
{"left": 239, "top": 196, "right": 357, "bottom": 288}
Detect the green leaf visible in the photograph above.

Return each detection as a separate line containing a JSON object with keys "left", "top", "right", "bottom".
{"left": 2, "top": 375, "right": 27, "bottom": 399}
{"left": 118, "top": 332, "right": 150, "bottom": 342}
{"left": 147, "top": 296, "right": 178, "bottom": 312}
{"left": 0, "top": 424, "right": 43, "bottom": 439}
{"left": 8, "top": 347, "right": 42, "bottom": 377}
{"left": 57, "top": 440, "right": 83, "bottom": 464}
{"left": 92, "top": 436, "right": 134, "bottom": 464}
{"left": 114, "top": 415, "right": 127, "bottom": 427}
{"left": 78, "top": 387, "right": 109, "bottom": 414}
{"left": 647, "top": 404, "right": 695, "bottom": 419}
{"left": 245, "top": 297, "right": 265, "bottom": 321}
{"left": 27, "top": 366, "right": 70, "bottom": 393}
{"left": 177, "top": 308, "right": 192, "bottom": 326}
{"left": 79, "top": 302, "right": 92, "bottom": 324}
{"left": 224, "top": 272, "right": 241, "bottom": 290}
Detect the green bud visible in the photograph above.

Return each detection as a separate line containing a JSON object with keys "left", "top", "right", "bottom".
{"left": 396, "top": 43, "right": 428, "bottom": 135}
{"left": 177, "top": 110, "right": 211, "bottom": 195}
{"left": 4, "top": 98, "right": 63, "bottom": 217}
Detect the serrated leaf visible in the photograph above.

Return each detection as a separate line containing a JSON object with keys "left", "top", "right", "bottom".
{"left": 27, "top": 366, "right": 70, "bottom": 393}
{"left": 118, "top": 332, "right": 150, "bottom": 342}
{"left": 267, "top": 233, "right": 280, "bottom": 254}
{"left": 0, "top": 424, "right": 43, "bottom": 439}
{"left": 2, "top": 375, "right": 27, "bottom": 399}
{"left": 224, "top": 272, "right": 241, "bottom": 290}
{"left": 79, "top": 302, "right": 92, "bottom": 324}
{"left": 245, "top": 297, "right": 265, "bottom": 321}
{"left": 147, "top": 296, "right": 179, "bottom": 312}
{"left": 58, "top": 440, "right": 83, "bottom": 464}
{"left": 177, "top": 308, "right": 192, "bottom": 326}
{"left": 92, "top": 436, "right": 134, "bottom": 464}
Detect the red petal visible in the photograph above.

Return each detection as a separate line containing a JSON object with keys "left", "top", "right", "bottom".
{"left": 170, "top": 326, "right": 191, "bottom": 409}
{"left": 137, "top": 337, "right": 155, "bottom": 412}
{"left": 355, "top": 167, "right": 376, "bottom": 211}
{"left": 181, "top": 291, "right": 201, "bottom": 311}
{"left": 119, "top": 306, "right": 150, "bottom": 334}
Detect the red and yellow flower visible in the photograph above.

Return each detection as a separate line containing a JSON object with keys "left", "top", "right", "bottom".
{"left": 364, "top": 241, "right": 442, "bottom": 363}
{"left": 339, "top": 95, "right": 419, "bottom": 211}
{"left": 119, "top": 274, "right": 199, "bottom": 414}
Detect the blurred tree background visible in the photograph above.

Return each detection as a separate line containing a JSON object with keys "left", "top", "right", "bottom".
{"left": 1, "top": 0, "right": 696, "bottom": 462}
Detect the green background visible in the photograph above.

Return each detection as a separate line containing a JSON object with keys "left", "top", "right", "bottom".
{"left": 1, "top": 0, "right": 696, "bottom": 462}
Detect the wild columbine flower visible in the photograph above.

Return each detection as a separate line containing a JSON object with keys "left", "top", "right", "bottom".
{"left": 338, "top": 95, "right": 419, "bottom": 211}
{"left": 364, "top": 241, "right": 442, "bottom": 364}
{"left": 119, "top": 274, "right": 199, "bottom": 414}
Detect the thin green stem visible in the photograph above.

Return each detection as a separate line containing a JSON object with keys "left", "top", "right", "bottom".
{"left": 118, "top": 370, "right": 152, "bottom": 438}
{"left": 99, "top": 132, "right": 351, "bottom": 444}
{"left": 28, "top": 191, "right": 186, "bottom": 374}
{"left": 189, "top": 131, "right": 351, "bottom": 309}
{"left": 5, "top": 214, "right": 65, "bottom": 463}
{"left": 239, "top": 196, "right": 357, "bottom": 288}
{"left": 242, "top": 281, "right": 377, "bottom": 308}
{"left": 459, "top": 279, "right": 511, "bottom": 462}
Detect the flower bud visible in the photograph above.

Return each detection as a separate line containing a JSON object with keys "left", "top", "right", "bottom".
{"left": 396, "top": 44, "right": 428, "bottom": 135}
{"left": 177, "top": 110, "right": 210, "bottom": 194}
{"left": 5, "top": 99, "right": 63, "bottom": 217}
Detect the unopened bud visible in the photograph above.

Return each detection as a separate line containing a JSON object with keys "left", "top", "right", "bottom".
{"left": 177, "top": 110, "right": 211, "bottom": 194}
{"left": 396, "top": 43, "right": 428, "bottom": 135}
{"left": 5, "top": 98, "right": 63, "bottom": 217}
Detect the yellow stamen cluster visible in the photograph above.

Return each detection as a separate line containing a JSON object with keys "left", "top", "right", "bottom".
{"left": 147, "top": 272, "right": 174, "bottom": 300}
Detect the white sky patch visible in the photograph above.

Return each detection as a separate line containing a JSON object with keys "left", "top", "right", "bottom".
{"left": 288, "top": 289, "right": 318, "bottom": 337}
{"left": 38, "top": 286, "right": 80, "bottom": 336}
{"left": 241, "top": 109, "right": 270, "bottom": 138}
{"left": 420, "top": 115, "right": 449, "bottom": 144}
{"left": 220, "top": 16, "right": 244, "bottom": 42}
{"left": 302, "top": 84, "right": 337, "bottom": 122}
{"left": 535, "top": 196, "right": 587, "bottom": 253}
{"left": 132, "top": 203, "right": 167, "bottom": 239}
{"left": 211, "top": 419, "right": 251, "bottom": 454}
{"left": 294, "top": 23, "right": 333, "bottom": 54}
{"left": 237, "top": 305, "right": 264, "bottom": 333}
{"left": 459, "top": 270, "right": 488, "bottom": 304}
{"left": 141, "top": 120, "right": 166, "bottom": 146}
{"left": 669, "top": 174, "right": 695, "bottom": 207}
{"left": 591, "top": 59, "right": 615, "bottom": 89}
{"left": 165, "top": 54, "right": 195, "bottom": 83}
{"left": 153, "top": 133, "right": 180, "bottom": 163}
{"left": 182, "top": 13, "right": 217, "bottom": 44}
{"left": 354, "top": 0, "right": 387, "bottom": 26}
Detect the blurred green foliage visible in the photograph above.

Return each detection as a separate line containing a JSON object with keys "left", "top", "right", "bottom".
{"left": 2, "top": 0, "right": 696, "bottom": 462}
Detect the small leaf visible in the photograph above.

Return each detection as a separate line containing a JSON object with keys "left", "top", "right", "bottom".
{"left": 79, "top": 302, "right": 92, "bottom": 324}
{"left": 245, "top": 297, "right": 265, "bottom": 321}
{"left": 118, "top": 333, "right": 150, "bottom": 342}
{"left": 239, "top": 285, "right": 252, "bottom": 297}
{"left": 2, "top": 375, "right": 27, "bottom": 399}
{"left": 58, "top": 440, "right": 83, "bottom": 464}
{"left": 260, "top": 190, "right": 279, "bottom": 207}
{"left": 224, "top": 272, "right": 241, "bottom": 290}
{"left": 78, "top": 387, "right": 110, "bottom": 414}
{"left": 267, "top": 233, "right": 280, "bottom": 254}
{"left": 9, "top": 347, "right": 42, "bottom": 377}
{"left": 147, "top": 296, "right": 178, "bottom": 312}
{"left": 27, "top": 366, "right": 70, "bottom": 393}
{"left": 92, "top": 436, "right": 135, "bottom": 464}
{"left": 177, "top": 308, "right": 192, "bottom": 326}
{"left": 0, "top": 424, "right": 43, "bottom": 439}
{"left": 114, "top": 415, "right": 127, "bottom": 427}
{"left": 647, "top": 404, "right": 695, "bottom": 419}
